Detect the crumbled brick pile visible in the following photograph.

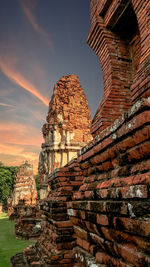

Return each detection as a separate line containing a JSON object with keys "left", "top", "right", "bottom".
{"left": 13, "top": 200, "right": 42, "bottom": 240}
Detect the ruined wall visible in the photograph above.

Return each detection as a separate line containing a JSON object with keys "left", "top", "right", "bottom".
{"left": 11, "top": 98, "right": 150, "bottom": 266}
{"left": 39, "top": 75, "right": 92, "bottom": 198}
{"left": 69, "top": 98, "right": 150, "bottom": 266}
{"left": 13, "top": 200, "right": 42, "bottom": 240}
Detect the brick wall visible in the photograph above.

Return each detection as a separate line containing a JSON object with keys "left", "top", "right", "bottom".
{"left": 87, "top": 0, "right": 150, "bottom": 136}
{"left": 68, "top": 97, "right": 150, "bottom": 266}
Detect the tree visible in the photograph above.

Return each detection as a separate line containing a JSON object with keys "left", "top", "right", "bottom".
{"left": 0, "top": 163, "right": 19, "bottom": 207}
{"left": 0, "top": 168, "right": 13, "bottom": 206}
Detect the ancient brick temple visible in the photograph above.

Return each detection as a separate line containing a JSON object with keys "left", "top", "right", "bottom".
{"left": 39, "top": 75, "right": 92, "bottom": 199}
{"left": 10, "top": 161, "right": 37, "bottom": 207}
{"left": 11, "top": 0, "right": 150, "bottom": 266}
{"left": 8, "top": 161, "right": 41, "bottom": 239}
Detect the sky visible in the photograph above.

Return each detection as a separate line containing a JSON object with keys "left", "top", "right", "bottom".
{"left": 0, "top": 0, "right": 103, "bottom": 173}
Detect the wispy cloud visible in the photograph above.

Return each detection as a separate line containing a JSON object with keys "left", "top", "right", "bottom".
{"left": 0, "top": 102, "right": 14, "bottom": 107}
{"left": 30, "top": 109, "right": 46, "bottom": 122}
{"left": 20, "top": 0, "right": 53, "bottom": 49}
{"left": 0, "top": 57, "right": 49, "bottom": 106}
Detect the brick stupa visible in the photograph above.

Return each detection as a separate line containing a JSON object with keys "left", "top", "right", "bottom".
{"left": 38, "top": 74, "right": 92, "bottom": 198}
{"left": 12, "top": 161, "right": 37, "bottom": 206}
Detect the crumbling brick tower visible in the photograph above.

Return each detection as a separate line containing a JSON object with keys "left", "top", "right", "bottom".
{"left": 88, "top": 0, "right": 150, "bottom": 136}
{"left": 8, "top": 161, "right": 42, "bottom": 240}
{"left": 10, "top": 161, "right": 37, "bottom": 208}
{"left": 38, "top": 75, "right": 92, "bottom": 199}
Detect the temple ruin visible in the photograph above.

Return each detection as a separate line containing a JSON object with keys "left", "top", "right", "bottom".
{"left": 8, "top": 162, "right": 41, "bottom": 239}
{"left": 11, "top": 161, "right": 37, "bottom": 207}
{"left": 11, "top": 0, "right": 150, "bottom": 266}
{"left": 39, "top": 75, "right": 92, "bottom": 199}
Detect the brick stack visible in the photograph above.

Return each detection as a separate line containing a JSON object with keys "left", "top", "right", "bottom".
{"left": 68, "top": 97, "right": 150, "bottom": 266}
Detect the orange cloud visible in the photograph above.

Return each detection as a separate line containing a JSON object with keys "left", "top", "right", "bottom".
{"left": 20, "top": 0, "right": 53, "bottom": 48}
{"left": 0, "top": 144, "right": 37, "bottom": 160}
{"left": 0, "top": 144, "right": 39, "bottom": 173}
{"left": 0, "top": 58, "right": 49, "bottom": 107}
{"left": 0, "top": 122, "right": 43, "bottom": 147}
{"left": 0, "top": 122, "right": 43, "bottom": 173}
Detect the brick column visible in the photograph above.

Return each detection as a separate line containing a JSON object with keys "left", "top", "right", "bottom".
{"left": 131, "top": 0, "right": 150, "bottom": 102}
{"left": 87, "top": 16, "right": 132, "bottom": 136}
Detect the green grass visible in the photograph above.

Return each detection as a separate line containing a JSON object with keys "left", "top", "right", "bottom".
{"left": 0, "top": 213, "right": 35, "bottom": 267}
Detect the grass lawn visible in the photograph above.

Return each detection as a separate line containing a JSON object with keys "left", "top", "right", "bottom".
{"left": 0, "top": 213, "right": 35, "bottom": 267}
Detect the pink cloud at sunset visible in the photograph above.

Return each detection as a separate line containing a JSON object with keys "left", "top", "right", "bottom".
{"left": 20, "top": 0, "right": 53, "bottom": 49}
{"left": 0, "top": 58, "right": 49, "bottom": 107}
